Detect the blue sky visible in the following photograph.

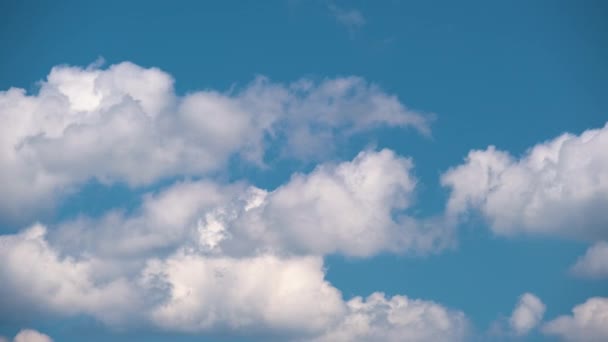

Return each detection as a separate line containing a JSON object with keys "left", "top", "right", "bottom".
{"left": 0, "top": 1, "right": 607, "bottom": 341}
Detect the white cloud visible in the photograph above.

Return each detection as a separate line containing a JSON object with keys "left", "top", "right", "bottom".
{"left": 12, "top": 330, "right": 53, "bottom": 342}
{"left": 311, "top": 292, "right": 469, "bottom": 342}
{"left": 142, "top": 252, "right": 345, "bottom": 335}
{"left": 0, "top": 223, "right": 466, "bottom": 339}
{"left": 509, "top": 293, "right": 545, "bottom": 335}
{"left": 543, "top": 297, "right": 608, "bottom": 341}
{"left": 54, "top": 149, "right": 453, "bottom": 259}
{"left": 570, "top": 241, "right": 608, "bottom": 278}
{"left": 0, "top": 149, "right": 458, "bottom": 337}
{"left": 0, "top": 225, "right": 143, "bottom": 326}
{"left": 0, "top": 62, "right": 429, "bottom": 222}
{"left": 442, "top": 123, "right": 608, "bottom": 239}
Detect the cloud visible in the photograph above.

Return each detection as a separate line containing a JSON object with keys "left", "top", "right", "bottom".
{"left": 0, "top": 149, "right": 458, "bottom": 338}
{"left": 328, "top": 4, "right": 366, "bottom": 34}
{"left": 311, "top": 292, "right": 469, "bottom": 342}
{"left": 0, "top": 223, "right": 466, "bottom": 339}
{"left": 53, "top": 149, "right": 454, "bottom": 259}
{"left": 142, "top": 252, "right": 345, "bottom": 335}
{"left": 509, "top": 293, "right": 545, "bottom": 336}
{"left": 0, "top": 62, "right": 430, "bottom": 222}
{"left": 12, "top": 330, "right": 53, "bottom": 342}
{"left": 0, "top": 225, "right": 143, "bottom": 326}
{"left": 543, "top": 297, "right": 608, "bottom": 341}
{"left": 570, "top": 241, "right": 608, "bottom": 278}
{"left": 442, "top": 123, "right": 608, "bottom": 240}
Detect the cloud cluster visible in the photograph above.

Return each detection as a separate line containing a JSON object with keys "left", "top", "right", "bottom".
{"left": 0, "top": 62, "right": 429, "bottom": 222}
{"left": 313, "top": 293, "right": 469, "bottom": 342}
{"left": 2, "top": 60, "right": 606, "bottom": 341}
{"left": 0, "top": 146, "right": 460, "bottom": 339}
{"left": 53, "top": 149, "right": 453, "bottom": 260}
{"left": 543, "top": 297, "right": 608, "bottom": 341}
{"left": 0, "top": 222, "right": 467, "bottom": 340}
{"left": 442, "top": 123, "right": 608, "bottom": 240}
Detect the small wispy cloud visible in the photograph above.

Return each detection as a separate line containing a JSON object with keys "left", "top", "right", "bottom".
{"left": 328, "top": 3, "right": 365, "bottom": 35}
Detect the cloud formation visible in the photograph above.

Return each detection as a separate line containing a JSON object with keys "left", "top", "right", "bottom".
{"left": 543, "top": 297, "right": 608, "bottom": 341}
{"left": 570, "top": 241, "right": 608, "bottom": 279}
{"left": 0, "top": 329, "right": 53, "bottom": 342}
{"left": 509, "top": 293, "right": 545, "bottom": 336}
{"left": 0, "top": 62, "right": 429, "bottom": 222}
{"left": 442, "top": 123, "right": 608, "bottom": 240}
{"left": 0, "top": 223, "right": 466, "bottom": 340}
{"left": 313, "top": 293, "right": 469, "bottom": 342}
{"left": 54, "top": 149, "right": 454, "bottom": 259}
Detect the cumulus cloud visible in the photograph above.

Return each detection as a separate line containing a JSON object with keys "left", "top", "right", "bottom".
{"left": 543, "top": 297, "right": 608, "bottom": 341}
{"left": 0, "top": 225, "right": 142, "bottom": 326}
{"left": 0, "top": 223, "right": 465, "bottom": 339}
{"left": 142, "top": 252, "right": 345, "bottom": 335}
{"left": 312, "top": 292, "right": 469, "bottom": 342}
{"left": 570, "top": 241, "right": 608, "bottom": 278}
{"left": 12, "top": 330, "right": 53, "bottom": 342}
{"left": 54, "top": 149, "right": 453, "bottom": 259}
{"left": 0, "top": 141, "right": 462, "bottom": 340}
{"left": 442, "top": 123, "right": 608, "bottom": 239}
{"left": 509, "top": 293, "right": 545, "bottom": 336}
{"left": 0, "top": 62, "right": 429, "bottom": 222}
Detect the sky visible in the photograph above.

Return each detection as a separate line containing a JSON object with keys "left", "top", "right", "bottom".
{"left": 0, "top": 0, "right": 607, "bottom": 341}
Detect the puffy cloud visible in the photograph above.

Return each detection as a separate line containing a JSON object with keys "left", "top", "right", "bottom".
{"left": 54, "top": 150, "right": 453, "bottom": 259}
{"left": 0, "top": 223, "right": 465, "bottom": 340}
{"left": 142, "top": 252, "right": 345, "bottom": 335}
{"left": 0, "top": 147, "right": 457, "bottom": 337}
{"left": 509, "top": 293, "right": 545, "bottom": 336}
{"left": 223, "top": 149, "right": 452, "bottom": 257}
{"left": 442, "top": 123, "right": 608, "bottom": 239}
{"left": 0, "top": 150, "right": 458, "bottom": 337}
{"left": 12, "top": 330, "right": 53, "bottom": 342}
{"left": 0, "top": 62, "right": 429, "bottom": 221}
{"left": 543, "top": 297, "right": 608, "bottom": 341}
{"left": 311, "top": 292, "right": 469, "bottom": 342}
{"left": 0, "top": 225, "right": 142, "bottom": 326}
{"left": 570, "top": 241, "right": 608, "bottom": 279}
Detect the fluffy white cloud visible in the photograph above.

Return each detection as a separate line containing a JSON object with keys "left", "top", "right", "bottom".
{"left": 0, "top": 62, "right": 429, "bottom": 221}
{"left": 0, "top": 223, "right": 465, "bottom": 340}
{"left": 0, "top": 225, "right": 142, "bottom": 326}
{"left": 543, "top": 297, "right": 608, "bottom": 341}
{"left": 509, "top": 293, "right": 545, "bottom": 336}
{"left": 311, "top": 292, "right": 469, "bottom": 342}
{"left": 222, "top": 149, "right": 452, "bottom": 257}
{"left": 0, "top": 148, "right": 461, "bottom": 338}
{"left": 570, "top": 241, "right": 608, "bottom": 279}
{"left": 12, "top": 330, "right": 53, "bottom": 342}
{"left": 442, "top": 123, "right": 608, "bottom": 239}
{"left": 54, "top": 150, "right": 453, "bottom": 259}
{"left": 142, "top": 252, "right": 345, "bottom": 335}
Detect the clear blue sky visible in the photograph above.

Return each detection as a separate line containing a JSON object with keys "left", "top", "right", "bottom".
{"left": 0, "top": 1, "right": 606, "bottom": 341}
